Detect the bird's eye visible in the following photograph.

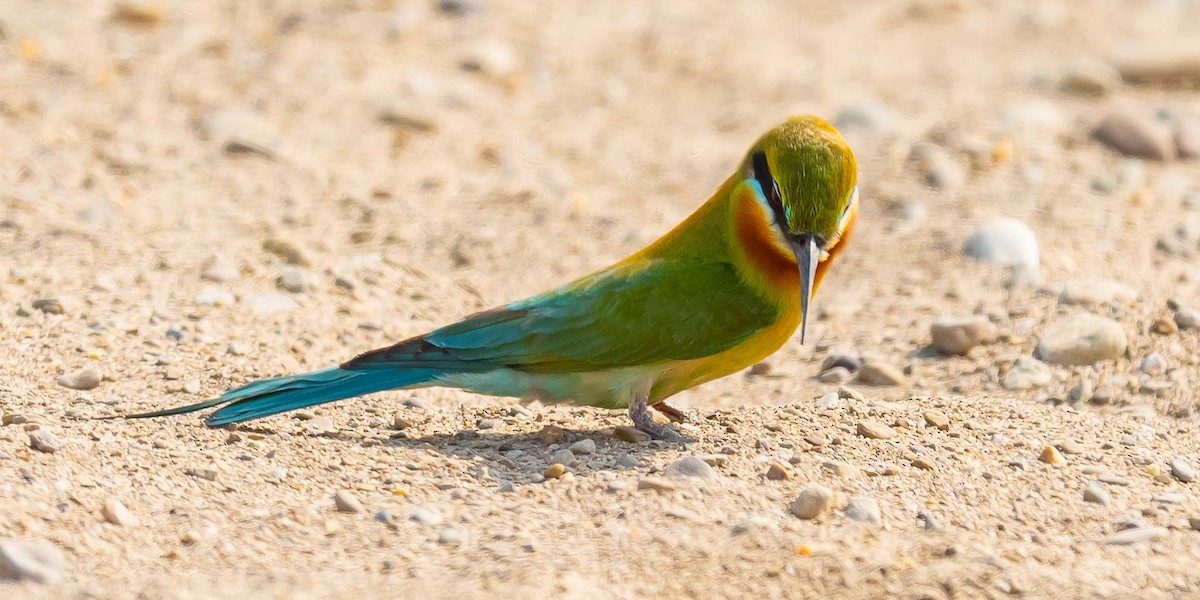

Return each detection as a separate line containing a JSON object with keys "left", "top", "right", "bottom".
{"left": 750, "top": 151, "right": 782, "bottom": 209}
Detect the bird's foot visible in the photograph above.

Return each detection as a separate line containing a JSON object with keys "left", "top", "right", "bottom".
{"left": 629, "top": 395, "right": 685, "bottom": 441}
{"left": 651, "top": 401, "right": 689, "bottom": 423}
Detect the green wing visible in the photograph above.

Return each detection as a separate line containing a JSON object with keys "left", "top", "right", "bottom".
{"left": 343, "top": 260, "right": 779, "bottom": 373}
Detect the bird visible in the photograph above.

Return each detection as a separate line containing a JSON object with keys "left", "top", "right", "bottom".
{"left": 125, "top": 115, "right": 859, "bottom": 440}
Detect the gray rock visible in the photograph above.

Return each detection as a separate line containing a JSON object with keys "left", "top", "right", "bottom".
{"left": 1035, "top": 313, "right": 1128, "bottom": 365}
{"left": 930, "top": 315, "right": 996, "bottom": 355}
{"left": 1170, "top": 459, "right": 1196, "bottom": 483}
{"left": 438, "top": 527, "right": 467, "bottom": 545}
{"left": 276, "top": 266, "right": 308, "bottom": 293}
{"left": 1001, "top": 356, "right": 1053, "bottom": 390}
{"left": 550, "top": 449, "right": 576, "bottom": 466}
{"left": 410, "top": 506, "right": 443, "bottom": 525}
{"left": 58, "top": 367, "right": 101, "bottom": 390}
{"left": 818, "top": 366, "right": 852, "bottom": 384}
{"left": 1082, "top": 485, "right": 1111, "bottom": 507}
{"left": 637, "top": 476, "right": 677, "bottom": 492}
{"left": 334, "top": 490, "right": 365, "bottom": 513}
{"left": 28, "top": 430, "right": 60, "bottom": 454}
{"left": 1190, "top": 517, "right": 1200, "bottom": 532}
{"left": 820, "top": 352, "right": 862, "bottom": 373}
{"left": 1176, "top": 118, "right": 1200, "bottom": 159}
{"left": 789, "top": 485, "right": 833, "bottom": 520}
{"left": 856, "top": 420, "right": 896, "bottom": 440}
{"left": 243, "top": 292, "right": 299, "bottom": 316}
{"left": 663, "top": 456, "right": 718, "bottom": 479}
{"left": 569, "top": 439, "right": 596, "bottom": 455}
{"left": 1092, "top": 112, "right": 1174, "bottom": 161}
{"left": 1114, "top": 51, "right": 1200, "bottom": 88}
{"left": 0, "top": 539, "right": 66, "bottom": 584}
{"left": 1059, "top": 58, "right": 1121, "bottom": 97}
{"left": 963, "top": 218, "right": 1040, "bottom": 281}
{"left": 1059, "top": 279, "right": 1137, "bottom": 306}
{"left": 1106, "top": 526, "right": 1168, "bottom": 545}
{"left": 731, "top": 516, "right": 774, "bottom": 534}
{"left": 1140, "top": 353, "right": 1169, "bottom": 375}
{"left": 856, "top": 361, "right": 906, "bottom": 386}
{"left": 1176, "top": 307, "right": 1200, "bottom": 330}
{"left": 843, "top": 496, "right": 882, "bottom": 524}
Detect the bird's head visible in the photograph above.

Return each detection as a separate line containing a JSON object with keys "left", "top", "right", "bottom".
{"left": 740, "top": 115, "right": 858, "bottom": 343}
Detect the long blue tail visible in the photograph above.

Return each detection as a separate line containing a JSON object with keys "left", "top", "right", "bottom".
{"left": 124, "top": 367, "right": 441, "bottom": 427}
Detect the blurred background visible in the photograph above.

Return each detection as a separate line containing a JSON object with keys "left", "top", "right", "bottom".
{"left": 2, "top": 1, "right": 1200, "bottom": 597}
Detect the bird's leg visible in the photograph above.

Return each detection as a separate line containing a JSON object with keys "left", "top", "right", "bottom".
{"left": 651, "top": 401, "right": 689, "bottom": 423}
{"left": 629, "top": 393, "right": 683, "bottom": 441}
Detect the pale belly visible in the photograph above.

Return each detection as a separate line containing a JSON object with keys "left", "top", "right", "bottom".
{"left": 436, "top": 364, "right": 665, "bottom": 410}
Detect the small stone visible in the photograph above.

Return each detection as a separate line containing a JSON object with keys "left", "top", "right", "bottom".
{"left": 1099, "top": 473, "right": 1130, "bottom": 486}
{"left": 922, "top": 410, "right": 950, "bottom": 431}
{"left": 1176, "top": 118, "right": 1200, "bottom": 159}
{"left": 102, "top": 498, "right": 140, "bottom": 527}
{"left": 606, "top": 480, "right": 627, "bottom": 492}
{"left": 543, "top": 463, "right": 566, "bottom": 479}
{"left": 732, "top": 516, "right": 774, "bottom": 534}
{"left": 111, "top": 1, "right": 167, "bottom": 25}
{"left": 410, "top": 507, "right": 443, "bottom": 525}
{"left": 536, "top": 425, "right": 566, "bottom": 445}
{"left": 1090, "top": 383, "right": 1117, "bottom": 405}
{"left": 1039, "top": 445, "right": 1066, "bottom": 465}
{"left": 962, "top": 217, "right": 1040, "bottom": 275}
{"left": 820, "top": 352, "right": 862, "bottom": 373}
{"left": 818, "top": 366, "right": 852, "bottom": 384}
{"left": 569, "top": 439, "right": 597, "bottom": 455}
{"left": 276, "top": 266, "right": 308, "bottom": 293}
{"left": 1002, "top": 355, "right": 1053, "bottom": 390}
{"left": 437, "top": 0, "right": 484, "bottom": 16}
{"left": 475, "top": 418, "right": 498, "bottom": 430}
{"left": 377, "top": 102, "right": 439, "bottom": 132}
{"left": 843, "top": 496, "right": 882, "bottom": 524}
{"left": 182, "top": 379, "right": 201, "bottom": 394}
{"left": 1070, "top": 380, "right": 1094, "bottom": 403}
{"left": 163, "top": 364, "right": 183, "bottom": 380}
{"left": 1189, "top": 517, "right": 1200, "bottom": 532}
{"left": 1106, "top": 526, "right": 1168, "bottom": 545}
{"left": 243, "top": 292, "right": 299, "bottom": 316}
{"left": 1035, "top": 313, "right": 1128, "bottom": 366}
{"left": 747, "top": 362, "right": 771, "bottom": 376}
{"left": 28, "top": 429, "right": 60, "bottom": 453}
{"left": 550, "top": 449, "right": 576, "bottom": 466}
{"left": 262, "top": 238, "right": 311, "bottom": 266}
{"left": 1057, "top": 440, "right": 1086, "bottom": 455}
{"left": 460, "top": 39, "right": 519, "bottom": 83}
{"left": 200, "top": 256, "right": 240, "bottom": 282}
{"left": 185, "top": 467, "right": 218, "bottom": 481}
{"left": 1170, "top": 459, "right": 1196, "bottom": 483}
{"left": 637, "top": 476, "right": 677, "bottom": 492}
{"left": 1175, "top": 307, "right": 1199, "bottom": 330}
{"left": 856, "top": 420, "right": 896, "bottom": 440}
{"left": 1140, "top": 353, "right": 1169, "bottom": 375}
{"left": 911, "top": 457, "right": 936, "bottom": 470}
{"left": 0, "top": 539, "right": 66, "bottom": 584}
{"left": 1059, "top": 58, "right": 1121, "bottom": 97}
{"left": 31, "top": 298, "right": 63, "bottom": 314}
{"left": 1152, "top": 317, "right": 1179, "bottom": 335}
{"left": 815, "top": 392, "right": 840, "bottom": 409}
{"left": 764, "top": 463, "right": 790, "bottom": 481}
{"left": 856, "top": 361, "right": 906, "bottom": 386}
{"left": 1115, "top": 51, "right": 1200, "bottom": 88}
{"left": 930, "top": 315, "right": 996, "bottom": 355}
{"left": 1059, "top": 279, "right": 1137, "bottom": 306}
{"left": 789, "top": 485, "right": 834, "bottom": 519}
{"left": 663, "top": 456, "right": 719, "bottom": 479}
{"left": 438, "top": 528, "right": 467, "bottom": 545}
{"left": 58, "top": 367, "right": 101, "bottom": 390}
{"left": 333, "top": 490, "right": 365, "bottom": 514}
{"left": 194, "top": 287, "right": 235, "bottom": 306}
{"left": 821, "top": 461, "right": 861, "bottom": 479}
{"left": 374, "top": 510, "right": 396, "bottom": 528}
{"left": 307, "top": 416, "right": 335, "bottom": 433}
{"left": 909, "top": 142, "right": 964, "bottom": 191}
{"left": 205, "top": 109, "right": 282, "bottom": 158}
{"left": 612, "top": 426, "right": 651, "bottom": 444}
{"left": 1092, "top": 111, "right": 1174, "bottom": 160}
{"left": 1083, "top": 485, "right": 1111, "bottom": 507}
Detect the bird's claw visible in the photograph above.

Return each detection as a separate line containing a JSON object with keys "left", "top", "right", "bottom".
{"left": 629, "top": 395, "right": 686, "bottom": 441}
{"left": 651, "top": 401, "right": 689, "bottom": 423}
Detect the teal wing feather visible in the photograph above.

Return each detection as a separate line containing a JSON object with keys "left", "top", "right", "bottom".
{"left": 342, "top": 260, "right": 778, "bottom": 373}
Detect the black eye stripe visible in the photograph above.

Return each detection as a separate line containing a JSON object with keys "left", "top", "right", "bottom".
{"left": 751, "top": 151, "right": 787, "bottom": 226}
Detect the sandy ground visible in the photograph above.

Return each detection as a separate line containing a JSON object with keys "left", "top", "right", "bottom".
{"left": 3, "top": 0, "right": 1200, "bottom": 598}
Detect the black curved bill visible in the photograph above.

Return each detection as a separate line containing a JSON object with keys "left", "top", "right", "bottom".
{"left": 788, "top": 233, "right": 820, "bottom": 345}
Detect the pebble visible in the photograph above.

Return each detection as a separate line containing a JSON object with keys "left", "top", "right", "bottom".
{"left": 606, "top": 480, "right": 627, "bottom": 492}
{"left": 1170, "top": 459, "right": 1196, "bottom": 483}
{"left": 922, "top": 410, "right": 950, "bottom": 431}
{"left": 930, "top": 315, "right": 996, "bottom": 355}
{"left": 731, "top": 516, "right": 774, "bottom": 534}
{"left": 832, "top": 98, "right": 898, "bottom": 136}
{"left": 856, "top": 420, "right": 896, "bottom": 440}
{"left": 58, "top": 367, "right": 102, "bottom": 390}
{"left": 856, "top": 361, "right": 906, "bottom": 386}
{"left": 1001, "top": 356, "right": 1053, "bottom": 390}
{"left": 637, "top": 476, "right": 677, "bottom": 492}
{"left": 1039, "top": 445, "right": 1066, "bottom": 465}
{"left": 438, "top": 528, "right": 467, "bottom": 545}
{"left": 962, "top": 217, "right": 1040, "bottom": 277}
{"left": 205, "top": 109, "right": 282, "bottom": 158}
{"left": 612, "top": 426, "right": 651, "bottom": 443}
{"left": 911, "top": 457, "right": 935, "bottom": 470}
{"left": 1140, "top": 353, "right": 1169, "bottom": 375}
{"left": 543, "top": 463, "right": 566, "bottom": 479}
{"left": 663, "top": 456, "right": 718, "bottom": 479}
{"left": 102, "top": 498, "right": 140, "bottom": 527}
{"left": 1173, "top": 117, "right": 1200, "bottom": 159}
{"left": 410, "top": 507, "right": 443, "bottom": 525}
{"left": 820, "top": 352, "right": 862, "bottom": 373}
{"left": 1035, "top": 313, "right": 1128, "bottom": 366}
{"left": 437, "top": 0, "right": 484, "bottom": 16}
{"left": 262, "top": 238, "right": 311, "bottom": 266}
{"left": 31, "top": 298, "right": 64, "bottom": 314}
{"left": 1059, "top": 279, "right": 1137, "bottom": 306}
{"left": 818, "top": 366, "right": 852, "bottom": 384}
{"left": 1091, "top": 111, "right": 1174, "bottom": 160}
{"left": 200, "top": 256, "right": 240, "bottom": 282}
{"left": 821, "top": 461, "right": 861, "bottom": 479}
{"left": 374, "top": 510, "right": 396, "bottom": 528}
{"left": 843, "top": 496, "right": 882, "bottom": 524}
{"left": 1057, "top": 440, "right": 1086, "bottom": 455}
{"left": 1106, "top": 526, "right": 1168, "bottom": 545}
{"left": 569, "top": 439, "right": 596, "bottom": 455}
{"left": 1114, "top": 51, "right": 1200, "bottom": 88}
{"left": 1190, "top": 517, "right": 1200, "bottom": 532}
{"left": 243, "top": 292, "right": 299, "bottom": 316}
{"left": 550, "top": 449, "right": 576, "bottom": 466}
{"left": 194, "top": 287, "right": 235, "bottom": 306}
{"left": 460, "top": 39, "right": 519, "bottom": 83}
{"left": 1151, "top": 317, "right": 1178, "bottom": 335}
{"left": 909, "top": 143, "right": 964, "bottom": 191}
{"left": 185, "top": 467, "right": 218, "bottom": 481}
{"left": 307, "top": 416, "right": 335, "bottom": 433}
{"left": 1099, "top": 473, "right": 1130, "bottom": 486}
{"left": 815, "top": 392, "right": 840, "bottom": 409}
{"left": 28, "top": 430, "right": 60, "bottom": 453}
{"left": 111, "top": 1, "right": 167, "bottom": 25}
{"left": 1083, "top": 485, "right": 1111, "bottom": 507}
{"left": 1059, "top": 58, "right": 1121, "bottom": 97}
{"left": 332, "top": 490, "right": 365, "bottom": 514}
{"left": 1175, "top": 307, "right": 1199, "bottom": 330}
{"left": 0, "top": 538, "right": 65, "bottom": 584}
{"left": 764, "top": 463, "right": 790, "bottom": 481}
{"left": 789, "top": 485, "right": 834, "bottom": 520}
{"left": 277, "top": 266, "right": 308, "bottom": 293}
